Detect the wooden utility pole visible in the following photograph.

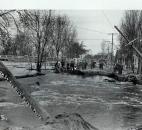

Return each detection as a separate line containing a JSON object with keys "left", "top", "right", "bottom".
{"left": 114, "top": 26, "right": 142, "bottom": 58}
{"left": 114, "top": 25, "right": 142, "bottom": 73}
{"left": 108, "top": 33, "right": 117, "bottom": 66}
{"left": 104, "top": 40, "right": 111, "bottom": 67}
{"left": 111, "top": 33, "right": 114, "bottom": 62}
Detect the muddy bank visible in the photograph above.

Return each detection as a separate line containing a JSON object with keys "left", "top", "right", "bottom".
{"left": 83, "top": 70, "right": 142, "bottom": 85}
{"left": 57, "top": 69, "right": 142, "bottom": 85}
{"left": 0, "top": 112, "right": 99, "bottom": 130}
{"left": 45, "top": 113, "right": 99, "bottom": 130}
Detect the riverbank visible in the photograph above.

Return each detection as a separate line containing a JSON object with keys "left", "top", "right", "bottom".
{"left": 55, "top": 68, "right": 142, "bottom": 85}
{"left": 83, "top": 69, "right": 142, "bottom": 85}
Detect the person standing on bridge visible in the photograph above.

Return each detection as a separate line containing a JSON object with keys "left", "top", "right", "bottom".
{"left": 70, "top": 60, "right": 75, "bottom": 71}
{"left": 61, "top": 59, "right": 65, "bottom": 68}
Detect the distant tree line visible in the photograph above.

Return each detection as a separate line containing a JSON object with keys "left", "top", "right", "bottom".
{"left": 0, "top": 10, "right": 88, "bottom": 72}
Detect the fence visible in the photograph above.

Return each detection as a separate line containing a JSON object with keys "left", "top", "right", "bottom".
{"left": 0, "top": 55, "right": 57, "bottom": 63}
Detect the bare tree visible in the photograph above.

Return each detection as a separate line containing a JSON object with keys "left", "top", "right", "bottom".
{"left": 52, "top": 15, "right": 71, "bottom": 60}
{"left": 18, "top": 10, "right": 54, "bottom": 72}
{"left": 63, "top": 28, "right": 77, "bottom": 58}
{"left": 0, "top": 10, "right": 17, "bottom": 54}
{"left": 136, "top": 11, "right": 142, "bottom": 73}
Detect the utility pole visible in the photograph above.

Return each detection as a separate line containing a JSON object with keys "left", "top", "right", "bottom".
{"left": 104, "top": 40, "right": 111, "bottom": 67}
{"left": 108, "top": 33, "right": 117, "bottom": 66}
{"left": 114, "top": 25, "right": 142, "bottom": 74}
{"left": 114, "top": 26, "right": 142, "bottom": 58}
{"left": 111, "top": 33, "right": 114, "bottom": 61}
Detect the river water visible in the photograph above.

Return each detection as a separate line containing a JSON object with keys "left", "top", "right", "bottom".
{"left": 18, "top": 71, "right": 142, "bottom": 130}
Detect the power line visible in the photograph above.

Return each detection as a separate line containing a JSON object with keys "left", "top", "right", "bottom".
{"left": 76, "top": 26, "right": 108, "bottom": 35}
{"left": 101, "top": 11, "right": 114, "bottom": 30}
{"left": 77, "top": 38, "right": 110, "bottom": 41}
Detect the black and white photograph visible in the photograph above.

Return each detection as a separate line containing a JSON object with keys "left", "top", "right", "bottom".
{"left": 0, "top": 1, "right": 142, "bottom": 130}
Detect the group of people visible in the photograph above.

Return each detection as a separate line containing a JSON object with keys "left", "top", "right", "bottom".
{"left": 55, "top": 59, "right": 76, "bottom": 72}
{"left": 54, "top": 58, "right": 125, "bottom": 75}
{"left": 54, "top": 59, "right": 89, "bottom": 72}
{"left": 54, "top": 58, "right": 107, "bottom": 72}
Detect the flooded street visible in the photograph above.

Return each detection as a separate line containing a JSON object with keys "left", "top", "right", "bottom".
{"left": 0, "top": 8, "right": 142, "bottom": 130}
{"left": 18, "top": 72, "right": 142, "bottom": 130}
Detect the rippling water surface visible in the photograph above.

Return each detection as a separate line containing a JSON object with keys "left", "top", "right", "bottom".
{"left": 18, "top": 72, "right": 142, "bottom": 130}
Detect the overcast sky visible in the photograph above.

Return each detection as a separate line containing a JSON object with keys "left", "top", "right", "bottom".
{"left": 57, "top": 10, "right": 124, "bottom": 54}
{"left": 0, "top": 0, "right": 139, "bottom": 55}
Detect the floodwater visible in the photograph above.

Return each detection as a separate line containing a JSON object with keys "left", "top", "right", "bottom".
{"left": 18, "top": 71, "right": 142, "bottom": 130}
